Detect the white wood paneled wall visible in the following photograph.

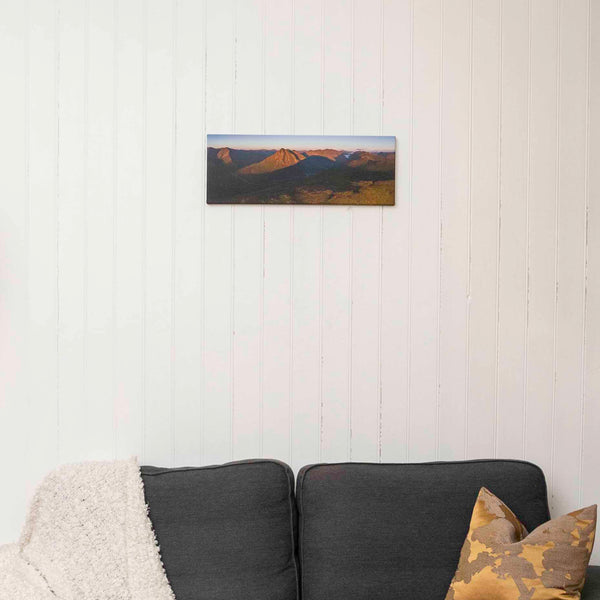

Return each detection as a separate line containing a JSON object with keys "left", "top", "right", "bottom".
{"left": 0, "top": 0, "right": 598, "bottom": 562}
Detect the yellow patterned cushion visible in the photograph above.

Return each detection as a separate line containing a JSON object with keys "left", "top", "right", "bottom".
{"left": 446, "top": 487, "right": 596, "bottom": 600}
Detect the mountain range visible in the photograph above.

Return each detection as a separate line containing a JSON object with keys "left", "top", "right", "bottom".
{"left": 209, "top": 147, "right": 393, "bottom": 173}
{"left": 207, "top": 146, "right": 395, "bottom": 205}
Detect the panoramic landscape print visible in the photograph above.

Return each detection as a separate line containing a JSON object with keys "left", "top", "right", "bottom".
{"left": 207, "top": 134, "right": 396, "bottom": 205}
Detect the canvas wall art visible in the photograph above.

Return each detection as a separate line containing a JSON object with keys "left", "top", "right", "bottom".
{"left": 207, "top": 134, "right": 396, "bottom": 205}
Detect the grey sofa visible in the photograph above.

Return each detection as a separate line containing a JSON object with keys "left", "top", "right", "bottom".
{"left": 141, "top": 459, "right": 599, "bottom": 600}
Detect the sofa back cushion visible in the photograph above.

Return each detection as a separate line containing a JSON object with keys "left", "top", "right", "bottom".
{"left": 296, "top": 460, "right": 550, "bottom": 600}
{"left": 142, "top": 460, "right": 299, "bottom": 600}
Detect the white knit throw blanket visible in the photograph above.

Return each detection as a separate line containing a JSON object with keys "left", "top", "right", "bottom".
{"left": 0, "top": 458, "right": 175, "bottom": 600}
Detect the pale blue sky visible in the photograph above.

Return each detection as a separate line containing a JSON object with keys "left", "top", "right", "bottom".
{"left": 207, "top": 134, "right": 395, "bottom": 152}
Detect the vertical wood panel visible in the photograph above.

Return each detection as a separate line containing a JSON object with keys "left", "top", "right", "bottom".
{"left": 466, "top": 0, "right": 501, "bottom": 459}
{"left": 232, "top": 194, "right": 262, "bottom": 458}
{"left": 114, "top": 0, "right": 145, "bottom": 459}
{"left": 231, "top": 0, "right": 263, "bottom": 460}
{"left": 28, "top": 0, "right": 59, "bottom": 479}
{"left": 171, "top": 0, "right": 205, "bottom": 465}
{"left": 261, "top": 0, "right": 293, "bottom": 461}
{"left": 409, "top": 0, "right": 441, "bottom": 461}
{"left": 262, "top": 205, "right": 292, "bottom": 460}
{"left": 57, "top": 0, "right": 86, "bottom": 463}
{"left": 143, "top": 0, "right": 174, "bottom": 465}
{"left": 85, "top": 0, "right": 115, "bottom": 460}
{"left": 350, "top": 0, "right": 383, "bottom": 462}
{"left": 552, "top": 0, "right": 589, "bottom": 516}
{"left": 583, "top": 0, "right": 600, "bottom": 565}
{"left": 379, "top": 0, "right": 410, "bottom": 463}
{"left": 496, "top": 0, "right": 529, "bottom": 459}
{"left": 524, "top": 0, "right": 558, "bottom": 480}
{"left": 290, "top": 204, "right": 321, "bottom": 471}
{"left": 203, "top": 0, "right": 234, "bottom": 464}
{"left": 437, "top": 0, "right": 470, "bottom": 460}
{"left": 289, "top": 0, "right": 322, "bottom": 471}
{"left": 320, "top": 0, "right": 352, "bottom": 462}
{"left": 0, "top": 0, "right": 28, "bottom": 542}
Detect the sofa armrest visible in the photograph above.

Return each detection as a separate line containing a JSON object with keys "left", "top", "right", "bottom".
{"left": 583, "top": 566, "right": 600, "bottom": 599}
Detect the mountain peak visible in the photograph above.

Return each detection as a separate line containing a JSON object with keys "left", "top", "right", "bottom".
{"left": 238, "top": 147, "right": 305, "bottom": 175}
{"left": 216, "top": 147, "right": 232, "bottom": 164}
{"left": 275, "top": 148, "right": 304, "bottom": 160}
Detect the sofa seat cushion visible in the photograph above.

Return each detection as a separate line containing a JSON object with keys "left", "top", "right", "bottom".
{"left": 583, "top": 566, "right": 600, "bottom": 599}
{"left": 142, "top": 459, "right": 299, "bottom": 600}
{"left": 296, "top": 460, "right": 550, "bottom": 600}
